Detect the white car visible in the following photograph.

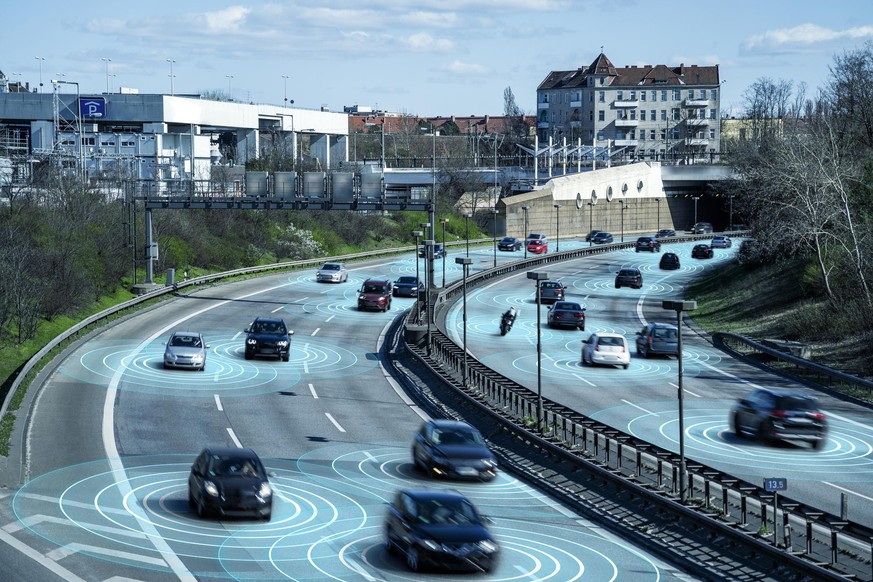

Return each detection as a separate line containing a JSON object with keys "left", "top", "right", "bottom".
{"left": 164, "top": 331, "right": 209, "bottom": 371}
{"left": 581, "top": 333, "right": 630, "bottom": 369}
{"left": 316, "top": 262, "right": 349, "bottom": 283}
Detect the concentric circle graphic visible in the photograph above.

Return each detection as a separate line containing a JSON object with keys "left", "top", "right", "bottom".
{"left": 12, "top": 446, "right": 671, "bottom": 580}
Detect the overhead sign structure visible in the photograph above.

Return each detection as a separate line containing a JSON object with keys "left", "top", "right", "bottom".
{"left": 79, "top": 97, "right": 106, "bottom": 118}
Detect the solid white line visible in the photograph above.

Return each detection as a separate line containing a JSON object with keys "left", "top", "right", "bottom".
{"left": 826, "top": 411, "right": 873, "bottom": 431}
{"left": 311, "top": 328, "right": 320, "bottom": 336}
{"left": 293, "top": 297, "right": 309, "bottom": 302}
{"left": 325, "top": 413, "right": 346, "bottom": 433}
{"left": 621, "top": 399, "right": 659, "bottom": 416}
{"left": 214, "top": 394, "right": 223, "bottom": 412}
{"left": 326, "top": 315, "right": 336, "bottom": 322}
{"left": 823, "top": 482, "right": 873, "bottom": 503}
{"left": 375, "top": 320, "right": 430, "bottom": 422}
{"left": 270, "top": 305, "right": 284, "bottom": 313}
{"left": 572, "top": 373, "right": 596, "bottom": 386}
{"left": 667, "top": 381, "right": 701, "bottom": 397}
{"left": 226, "top": 427, "right": 243, "bottom": 448}
{"left": 0, "top": 528, "right": 87, "bottom": 581}
{"left": 309, "top": 383, "right": 318, "bottom": 399}
{"left": 47, "top": 543, "right": 167, "bottom": 566}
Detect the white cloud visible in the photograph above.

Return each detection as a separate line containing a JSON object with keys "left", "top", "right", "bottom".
{"left": 743, "top": 23, "right": 873, "bottom": 53}
{"left": 441, "top": 59, "right": 488, "bottom": 75}
{"left": 203, "top": 6, "right": 252, "bottom": 33}
{"left": 402, "top": 32, "right": 457, "bottom": 52}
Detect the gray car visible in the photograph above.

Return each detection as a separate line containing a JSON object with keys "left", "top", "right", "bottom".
{"left": 164, "top": 331, "right": 209, "bottom": 371}
{"left": 635, "top": 322, "right": 678, "bottom": 358}
{"left": 316, "top": 262, "right": 349, "bottom": 283}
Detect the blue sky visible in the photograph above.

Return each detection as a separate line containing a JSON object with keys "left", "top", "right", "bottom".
{"left": 3, "top": 1, "right": 872, "bottom": 117}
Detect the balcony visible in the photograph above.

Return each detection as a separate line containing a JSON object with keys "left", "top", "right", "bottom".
{"left": 686, "top": 118, "right": 710, "bottom": 126}
{"left": 538, "top": 102, "right": 550, "bottom": 110}
{"left": 615, "top": 118, "right": 639, "bottom": 127}
{"left": 614, "top": 100, "right": 639, "bottom": 108}
{"left": 685, "top": 138, "right": 709, "bottom": 146}
{"left": 684, "top": 99, "right": 708, "bottom": 107}
{"left": 614, "top": 139, "right": 639, "bottom": 146}
{"left": 570, "top": 100, "right": 582, "bottom": 108}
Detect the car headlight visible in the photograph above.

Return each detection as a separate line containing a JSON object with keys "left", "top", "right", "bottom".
{"left": 204, "top": 480, "right": 219, "bottom": 497}
{"left": 247, "top": 338, "right": 257, "bottom": 345}
{"left": 479, "top": 540, "right": 499, "bottom": 553}
{"left": 277, "top": 340, "right": 288, "bottom": 347}
{"left": 359, "top": 294, "right": 366, "bottom": 300}
{"left": 418, "top": 538, "right": 441, "bottom": 551}
{"left": 410, "top": 286, "right": 418, "bottom": 291}
{"left": 258, "top": 482, "right": 272, "bottom": 499}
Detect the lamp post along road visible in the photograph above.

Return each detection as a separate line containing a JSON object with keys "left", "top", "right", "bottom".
{"left": 464, "top": 212, "right": 472, "bottom": 257}
{"left": 166, "top": 59, "right": 176, "bottom": 95}
{"left": 424, "top": 240, "right": 434, "bottom": 352}
{"left": 522, "top": 205, "right": 529, "bottom": 258}
{"left": 588, "top": 202, "right": 594, "bottom": 246}
{"left": 693, "top": 196, "right": 700, "bottom": 226}
{"left": 101, "top": 58, "right": 111, "bottom": 93}
{"left": 528, "top": 271, "right": 549, "bottom": 432}
{"left": 440, "top": 218, "right": 449, "bottom": 287}
{"left": 35, "top": 56, "right": 45, "bottom": 90}
{"left": 491, "top": 209, "right": 498, "bottom": 267}
{"left": 456, "top": 257, "right": 472, "bottom": 388}
{"left": 553, "top": 204, "right": 560, "bottom": 252}
{"left": 412, "top": 230, "right": 423, "bottom": 323}
{"left": 663, "top": 299, "right": 697, "bottom": 503}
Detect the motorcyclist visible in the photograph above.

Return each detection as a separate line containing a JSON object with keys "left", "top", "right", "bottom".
{"left": 500, "top": 307, "right": 518, "bottom": 336}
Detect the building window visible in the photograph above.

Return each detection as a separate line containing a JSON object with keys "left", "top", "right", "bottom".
{"left": 641, "top": 91, "right": 647, "bottom": 102}
{"left": 629, "top": 130, "right": 636, "bottom": 139}
{"left": 630, "top": 90, "right": 636, "bottom": 100}
{"left": 616, "top": 90, "right": 623, "bottom": 100}
{"left": 660, "top": 110, "right": 667, "bottom": 121}
{"left": 711, "top": 89, "right": 718, "bottom": 100}
{"left": 688, "top": 89, "right": 694, "bottom": 99}
{"left": 650, "top": 109, "right": 656, "bottom": 121}
{"left": 630, "top": 110, "right": 636, "bottom": 120}
{"left": 598, "top": 110, "right": 605, "bottom": 121}
{"left": 652, "top": 90, "right": 658, "bottom": 101}
{"left": 121, "top": 140, "right": 136, "bottom": 147}
{"left": 589, "top": 111, "right": 594, "bottom": 121}
{"left": 710, "top": 128, "right": 716, "bottom": 139}
{"left": 672, "top": 108, "right": 681, "bottom": 120}
{"left": 673, "top": 89, "right": 681, "bottom": 100}
{"left": 660, "top": 129, "right": 666, "bottom": 140}
{"left": 661, "top": 90, "right": 667, "bottom": 101}
{"left": 640, "top": 130, "right": 645, "bottom": 141}
{"left": 650, "top": 129, "right": 657, "bottom": 140}
{"left": 710, "top": 108, "right": 717, "bottom": 119}
{"left": 599, "top": 91, "right": 605, "bottom": 102}
{"left": 640, "top": 110, "right": 646, "bottom": 121}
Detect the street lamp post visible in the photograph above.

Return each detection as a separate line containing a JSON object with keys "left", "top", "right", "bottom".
{"left": 166, "top": 59, "right": 176, "bottom": 95}
{"left": 226, "top": 75, "right": 234, "bottom": 99}
{"left": 656, "top": 198, "right": 661, "bottom": 233}
{"left": 527, "top": 271, "right": 549, "bottom": 432}
{"left": 419, "top": 222, "right": 431, "bottom": 260}
{"left": 455, "top": 256, "right": 473, "bottom": 387}
{"left": 619, "top": 200, "right": 628, "bottom": 243}
{"left": 440, "top": 218, "right": 449, "bottom": 287}
{"left": 491, "top": 208, "right": 498, "bottom": 268}
{"left": 662, "top": 299, "right": 697, "bottom": 503}
{"left": 34, "top": 56, "right": 45, "bottom": 90}
{"left": 588, "top": 201, "right": 594, "bottom": 246}
{"left": 553, "top": 204, "right": 561, "bottom": 252}
{"left": 424, "top": 240, "right": 434, "bottom": 352}
{"left": 728, "top": 194, "right": 733, "bottom": 231}
{"left": 412, "top": 230, "right": 423, "bottom": 323}
{"left": 101, "top": 58, "right": 111, "bottom": 93}
{"left": 692, "top": 196, "right": 700, "bottom": 226}
{"left": 521, "top": 205, "right": 530, "bottom": 258}
{"left": 282, "top": 75, "right": 290, "bottom": 105}
{"left": 463, "top": 212, "right": 472, "bottom": 257}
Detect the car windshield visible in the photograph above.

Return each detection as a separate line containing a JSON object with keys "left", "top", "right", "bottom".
{"left": 542, "top": 282, "right": 561, "bottom": 289}
{"left": 416, "top": 498, "right": 479, "bottom": 525}
{"left": 253, "top": 321, "right": 285, "bottom": 334}
{"left": 598, "top": 336, "right": 624, "bottom": 347}
{"left": 774, "top": 396, "right": 818, "bottom": 411}
{"left": 364, "top": 284, "right": 387, "bottom": 293}
{"left": 210, "top": 456, "right": 262, "bottom": 478}
{"left": 501, "top": 237, "right": 514, "bottom": 243}
{"left": 555, "top": 302, "right": 581, "bottom": 311}
{"left": 433, "top": 428, "right": 484, "bottom": 446}
{"left": 619, "top": 270, "right": 637, "bottom": 276}
{"left": 170, "top": 335, "right": 201, "bottom": 347}
{"left": 321, "top": 264, "right": 339, "bottom": 271}
{"left": 397, "top": 277, "right": 417, "bottom": 284}
{"left": 653, "top": 328, "right": 677, "bottom": 339}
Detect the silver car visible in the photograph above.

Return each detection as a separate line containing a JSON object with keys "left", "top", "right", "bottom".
{"left": 164, "top": 331, "right": 209, "bottom": 371}
{"left": 316, "top": 262, "right": 349, "bottom": 283}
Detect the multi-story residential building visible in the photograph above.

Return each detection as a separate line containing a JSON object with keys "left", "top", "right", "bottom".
{"left": 537, "top": 53, "right": 720, "bottom": 163}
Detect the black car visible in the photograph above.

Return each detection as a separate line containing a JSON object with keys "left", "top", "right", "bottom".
{"left": 614, "top": 268, "right": 643, "bottom": 289}
{"left": 635, "top": 322, "right": 679, "bottom": 358}
{"left": 244, "top": 317, "right": 293, "bottom": 361}
{"left": 655, "top": 229, "right": 676, "bottom": 238}
{"left": 393, "top": 276, "right": 421, "bottom": 298}
{"left": 497, "top": 236, "right": 523, "bottom": 251}
{"left": 547, "top": 301, "right": 586, "bottom": 330}
{"left": 188, "top": 447, "right": 273, "bottom": 520}
{"left": 585, "top": 229, "right": 604, "bottom": 242}
{"left": 635, "top": 236, "right": 661, "bottom": 252}
{"left": 659, "top": 252, "right": 681, "bottom": 269}
{"left": 731, "top": 388, "right": 827, "bottom": 450}
{"left": 419, "top": 243, "right": 446, "bottom": 259}
{"left": 412, "top": 419, "right": 498, "bottom": 481}
{"left": 691, "top": 244, "right": 714, "bottom": 259}
{"left": 384, "top": 488, "right": 499, "bottom": 573}
{"left": 591, "top": 231, "right": 614, "bottom": 244}
{"left": 538, "top": 280, "right": 566, "bottom": 304}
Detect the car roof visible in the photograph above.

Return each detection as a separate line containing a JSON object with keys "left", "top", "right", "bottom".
{"left": 171, "top": 330, "right": 201, "bottom": 337}
{"left": 756, "top": 387, "right": 819, "bottom": 399}
{"left": 363, "top": 278, "right": 390, "bottom": 284}
{"left": 253, "top": 316, "right": 285, "bottom": 324}
{"left": 591, "top": 332, "right": 626, "bottom": 340}
{"left": 648, "top": 322, "right": 678, "bottom": 329}
{"left": 427, "top": 419, "right": 476, "bottom": 431}
{"left": 637, "top": 236, "right": 654, "bottom": 240}
{"left": 321, "top": 262, "right": 342, "bottom": 267}
{"left": 396, "top": 275, "right": 417, "bottom": 281}
{"left": 200, "top": 446, "right": 261, "bottom": 459}
{"left": 399, "top": 488, "right": 473, "bottom": 503}
{"left": 619, "top": 267, "right": 640, "bottom": 273}
{"left": 553, "top": 301, "right": 581, "bottom": 309}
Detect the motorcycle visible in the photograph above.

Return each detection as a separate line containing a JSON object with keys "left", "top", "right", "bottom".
{"left": 499, "top": 307, "right": 518, "bottom": 336}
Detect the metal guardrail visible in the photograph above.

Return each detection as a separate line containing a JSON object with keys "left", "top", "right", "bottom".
{"left": 403, "top": 234, "right": 873, "bottom": 581}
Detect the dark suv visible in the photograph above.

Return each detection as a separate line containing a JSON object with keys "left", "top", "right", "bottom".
{"left": 244, "top": 317, "right": 292, "bottom": 361}
{"left": 635, "top": 322, "right": 678, "bottom": 358}
{"left": 358, "top": 278, "right": 393, "bottom": 312}
{"left": 731, "top": 388, "right": 827, "bottom": 450}
{"left": 188, "top": 447, "right": 273, "bottom": 520}
{"left": 614, "top": 268, "right": 643, "bottom": 289}
{"left": 635, "top": 236, "right": 661, "bottom": 252}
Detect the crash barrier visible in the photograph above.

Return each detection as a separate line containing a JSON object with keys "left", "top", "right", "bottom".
{"left": 714, "top": 332, "right": 873, "bottom": 400}
{"left": 403, "top": 234, "right": 873, "bottom": 581}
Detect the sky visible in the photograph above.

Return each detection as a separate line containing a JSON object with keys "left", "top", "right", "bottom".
{"left": 3, "top": 1, "right": 872, "bottom": 118}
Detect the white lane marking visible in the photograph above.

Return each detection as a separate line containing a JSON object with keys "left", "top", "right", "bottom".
{"left": 326, "top": 315, "right": 336, "bottom": 322}
{"left": 226, "top": 428, "right": 243, "bottom": 448}
{"left": 232, "top": 331, "right": 241, "bottom": 340}
{"left": 311, "top": 328, "right": 320, "bottom": 336}
{"left": 622, "top": 399, "right": 659, "bottom": 416}
{"left": 697, "top": 359, "right": 766, "bottom": 391}
{"left": 293, "top": 297, "right": 309, "bottom": 303}
{"left": 0, "top": 528, "right": 87, "bottom": 581}
{"left": 636, "top": 295, "right": 646, "bottom": 326}
{"left": 303, "top": 343, "right": 310, "bottom": 374}
{"left": 573, "top": 373, "right": 596, "bottom": 386}
{"left": 363, "top": 452, "right": 377, "bottom": 463}
{"left": 271, "top": 305, "right": 284, "bottom": 313}
{"left": 325, "top": 413, "right": 346, "bottom": 433}
{"left": 5, "top": 514, "right": 148, "bottom": 539}
{"left": 823, "top": 482, "right": 873, "bottom": 503}
{"left": 684, "top": 388, "right": 701, "bottom": 398}
{"left": 309, "top": 383, "right": 318, "bottom": 399}
{"left": 376, "top": 320, "right": 430, "bottom": 422}
{"left": 47, "top": 543, "right": 167, "bottom": 566}
{"left": 827, "top": 411, "right": 873, "bottom": 432}
{"left": 668, "top": 381, "right": 701, "bottom": 397}
{"left": 214, "top": 394, "right": 223, "bottom": 412}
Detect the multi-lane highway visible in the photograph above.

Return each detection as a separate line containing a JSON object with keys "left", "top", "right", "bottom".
{"left": 443, "top": 240, "right": 873, "bottom": 529}
{"left": 0, "top": 243, "right": 702, "bottom": 581}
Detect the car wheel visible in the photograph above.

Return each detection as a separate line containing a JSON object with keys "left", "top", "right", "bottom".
{"left": 812, "top": 438, "right": 825, "bottom": 451}
{"left": 196, "top": 497, "right": 207, "bottom": 519}
{"left": 615, "top": 284, "right": 621, "bottom": 289}
{"left": 406, "top": 546, "right": 421, "bottom": 572}
{"left": 639, "top": 345, "right": 648, "bottom": 358}
{"left": 200, "top": 365, "right": 206, "bottom": 371}
{"left": 732, "top": 414, "right": 745, "bottom": 438}
{"left": 623, "top": 363, "right": 629, "bottom": 369}
{"left": 262, "top": 510, "right": 272, "bottom": 521}
{"left": 282, "top": 352, "right": 290, "bottom": 362}
{"left": 635, "top": 248, "right": 639, "bottom": 252}
{"left": 188, "top": 490, "right": 195, "bottom": 507}
{"left": 385, "top": 531, "right": 399, "bottom": 556}
{"left": 244, "top": 351, "right": 253, "bottom": 361}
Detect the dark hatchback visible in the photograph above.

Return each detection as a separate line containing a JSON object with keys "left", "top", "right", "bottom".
{"left": 591, "top": 231, "right": 614, "bottom": 244}
{"left": 497, "top": 236, "right": 522, "bottom": 251}
{"left": 393, "top": 276, "right": 421, "bottom": 298}
{"left": 384, "top": 488, "right": 499, "bottom": 573}
{"left": 635, "top": 236, "right": 661, "bottom": 252}
{"left": 188, "top": 447, "right": 273, "bottom": 520}
{"left": 691, "top": 244, "right": 714, "bottom": 259}
{"left": 244, "top": 317, "right": 292, "bottom": 361}
{"left": 538, "top": 280, "right": 566, "bottom": 303}
{"left": 547, "top": 301, "right": 586, "bottom": 330}
{"left": 731, "top": 388, "right": 827, "bottom": 450}
{"left": 412, "top": 419, "right": 498, "bottom": 481}
{"left": 419, "top": 243, "right": 446, "bottom": 259}
{"left": 655, "top": 229, "right": 676, "bottom": 238}
{"left": 358, "top": 278, "right": 393, "bottom": 311}
{"left": 659, "top": 252, "right": 681, "bottom": 270}
{"left": 585, "top": 229, "right": 603, "bottom": 242}
{"left": 614, "top": 268, "right": 643, "bottom": 289}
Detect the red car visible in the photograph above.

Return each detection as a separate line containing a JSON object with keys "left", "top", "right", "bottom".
{"left": 527, "top": 240, "right": 548, "bottom": 254}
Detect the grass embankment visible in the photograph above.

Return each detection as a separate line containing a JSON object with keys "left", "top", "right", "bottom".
{"left": 687, "top": 256, "right": 873, "bottom": 380}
